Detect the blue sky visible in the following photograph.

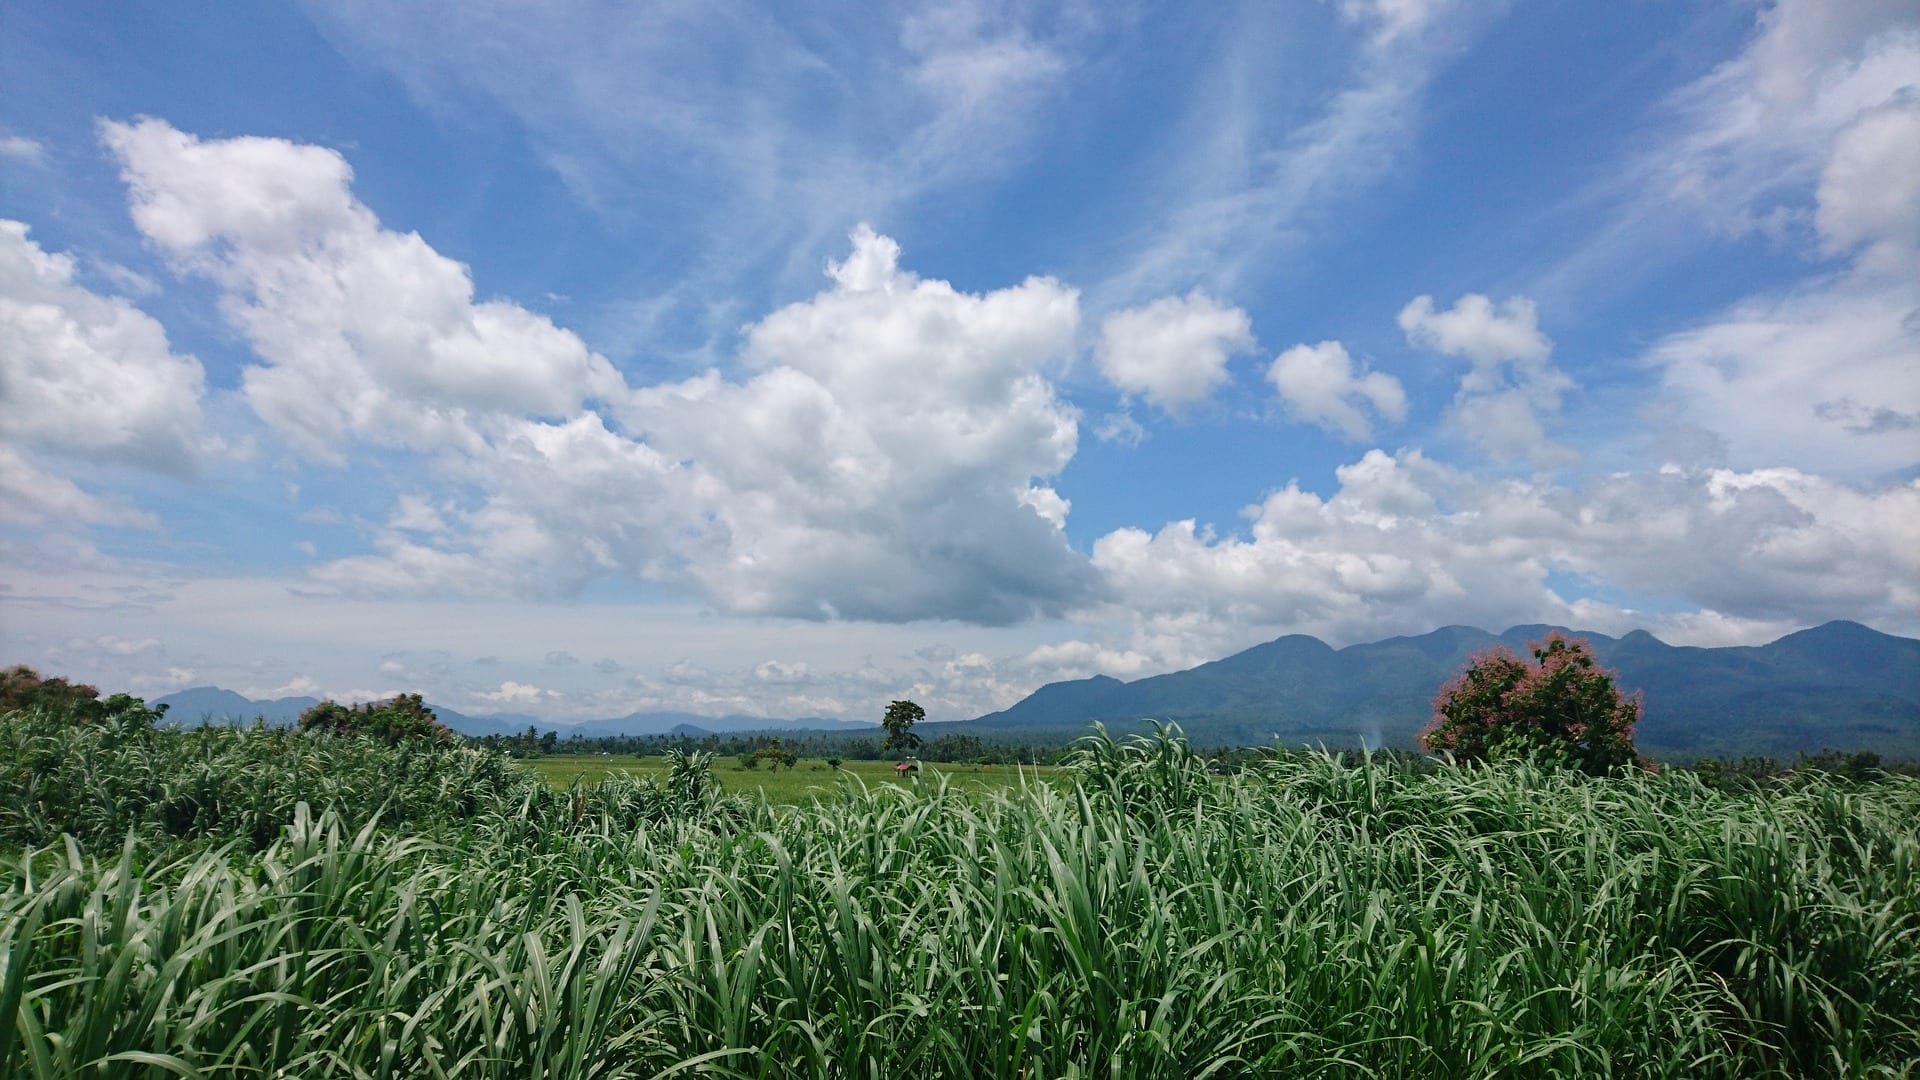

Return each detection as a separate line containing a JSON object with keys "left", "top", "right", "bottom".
{"left": 3, "top": 0, "right": 1916, "bottom": 723}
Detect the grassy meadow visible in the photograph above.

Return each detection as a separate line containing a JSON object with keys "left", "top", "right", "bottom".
{"left": 3, "top": 707, "right": 1918, "bottom": 1077}
{"left": 528, "top": 753, "right": 1061, "bottom": 803}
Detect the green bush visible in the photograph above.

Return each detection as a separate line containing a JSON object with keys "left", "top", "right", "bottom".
{"left": 297, "top": 692, "right": 455, "bottom": 744}
{"left": 0, "top": 665, "right": 166, "bottom": 728}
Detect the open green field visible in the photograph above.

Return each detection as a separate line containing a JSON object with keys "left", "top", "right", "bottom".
{"left": 526, "top": 753, "right": 1061, "bottom": 802}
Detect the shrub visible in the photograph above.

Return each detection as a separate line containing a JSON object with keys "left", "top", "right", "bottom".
{"left": 1421, "top": 632, "right": 1641, "bottom": 774}
{"left": 0, "top": 665, "right": 165, "bottom": 728}
{"left": 297, "top": 692, "right": 454, "bottom": 745}
{"left": 754, "top": 740, "right": 796, "bottom": 771}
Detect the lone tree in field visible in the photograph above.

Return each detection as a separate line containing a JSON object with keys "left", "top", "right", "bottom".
{"left": 882, "top": 699, "right": 925, "bottom": 756}
{"left": 754, "top": 737, "right": 797, "bottom": 772}
{"left": 1420, "top": 633, "right": 1640, "bottom": 775}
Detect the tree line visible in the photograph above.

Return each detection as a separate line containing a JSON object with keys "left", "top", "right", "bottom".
{"left": 468, "top": 726, "right": 1067, "bottom": 765}
{"left": 5, "top": 652, "right": 1917, "bottom": 786}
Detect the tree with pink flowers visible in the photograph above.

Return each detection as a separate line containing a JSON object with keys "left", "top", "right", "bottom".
{"left": 1420, "top": 633, "right": 1641, "bottom": 775}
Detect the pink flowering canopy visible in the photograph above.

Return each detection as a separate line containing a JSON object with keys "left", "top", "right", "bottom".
{"left": 1420, "top": 633, "right": 1641, "bottom": 774}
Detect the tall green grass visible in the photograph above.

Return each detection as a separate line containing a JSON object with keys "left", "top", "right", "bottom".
{"left": 0, "top": 709, "right": 737, "bottom": 851}
{"left": 3, "top": 716, "right": 1916, "bottom": 1076}
{"left": 0, "top": 706, "right": 527, "bottom": 850}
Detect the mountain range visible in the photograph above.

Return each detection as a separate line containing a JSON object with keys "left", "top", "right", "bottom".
{"left": 152, "top": 621, "right": 1919, "bottom": 760}
{"left": 150, "top": 687, "right": 876, "bottom": 739}
{"left": 958, "top": 620, "right": 1920, "bottom": 760}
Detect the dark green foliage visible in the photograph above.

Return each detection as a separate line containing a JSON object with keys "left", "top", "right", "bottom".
{"left": 1689, "top": 748, "right": 1918, "bottom": 791}
{"left": 297, "top": 692, "right": 454, "bottom": 744}
{"left": 0, "top": 699, "right": 736, "bottom": 855}
{"left": 729, "top": 737, "right": 798, "bottom": 771}
{"left": 920, "top": 732, "right": 985, "bottom": 762}
{"left": 1793, "top": 747, "right": 1889, "bottom": 781}
{"left": 753, "top": 737, "right": 797, "bottom": 771}
{"left": 0, "top": 666, "right": 166, "bottom": 729}
{"left": 1689, "top": 754, "right": 1784, "bottom": 791}
{"left": 882, "top": 698, "right": 925, "bottom": 754}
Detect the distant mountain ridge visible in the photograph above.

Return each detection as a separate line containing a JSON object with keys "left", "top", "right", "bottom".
{"left": 151, "top": 687, "right": 321, "bottom": 727}
{"left": 961, "top": 621, "right": 1920, "bottom": 760}
{"left": 148, "top": 621, "right": 1919, "bottom": 759}
{"left": 151, "top": 688, "right": 876, "bottom": 739}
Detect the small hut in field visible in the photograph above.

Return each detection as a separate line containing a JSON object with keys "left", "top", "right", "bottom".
{"left": 893, "top": 759, "right": 919, "bottom": 774}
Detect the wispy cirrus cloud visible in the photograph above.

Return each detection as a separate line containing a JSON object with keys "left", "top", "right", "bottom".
{"left": 0, "top": 133, "right": 46, "bottom": 166}
{"left": 1530, "top": 0, "right": 1919, "bottom": 278}
{"left": 1092, "top": 0, "right": 1502, "bottom": 306}
{"left": 1623, "top": 1, "right": 1920, "bottom": 479}
{"left": 299, "top": 0, "right": 1094, "bottom": 355}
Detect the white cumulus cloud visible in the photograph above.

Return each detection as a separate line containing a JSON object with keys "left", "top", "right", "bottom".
{"left": 101, "top": 117, "right": 627, "bottom": 462}
{"left": 309, "top": 223, "right": 1092, "bottom": 623}
{"left": 88, "top": 635, "right": 162, "bottom": 656}
{"left": 1095, "top": 291, "right": 1255, "bottom": 412}
{"left": 1267, "top": 340, "right": 1406, "bottom": 440}
{"left": 1399, "top": 292, "right": 1574, "bottom": 466}
{"left": 474, "top": 681, "right": 554, "bottom": 707}
{"left": 1656, "top": 0, "right": 1920, "bottom": 241}
{"left": 0, "top": 135, "right": 46, "bottom": 166}
{"left": 1647, "top": 271, "right": 1919, "bottom": 476}
{"left": 101, "top": 120, "right": 1102, "bottom": 626}
{"left": 243, "top": 676, "right": 322, "bottom": 700}
{"left": 1091, "top": 449, "right": 1919, "bottom": 648}
{"left": 1397, "top": 292, "right": 1551, "bottom": 371}
{"left": 619, "top": 224, "right": 1096, "bottom": 622}
{"left": 1021, "top": 640, "right": 1156, "bottom": 680}
{"left": 0, "top": 219, "right": 214, "bottom": 477}
{"left": 1094, "top": 411, "right": 1148, "bottom": 447}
